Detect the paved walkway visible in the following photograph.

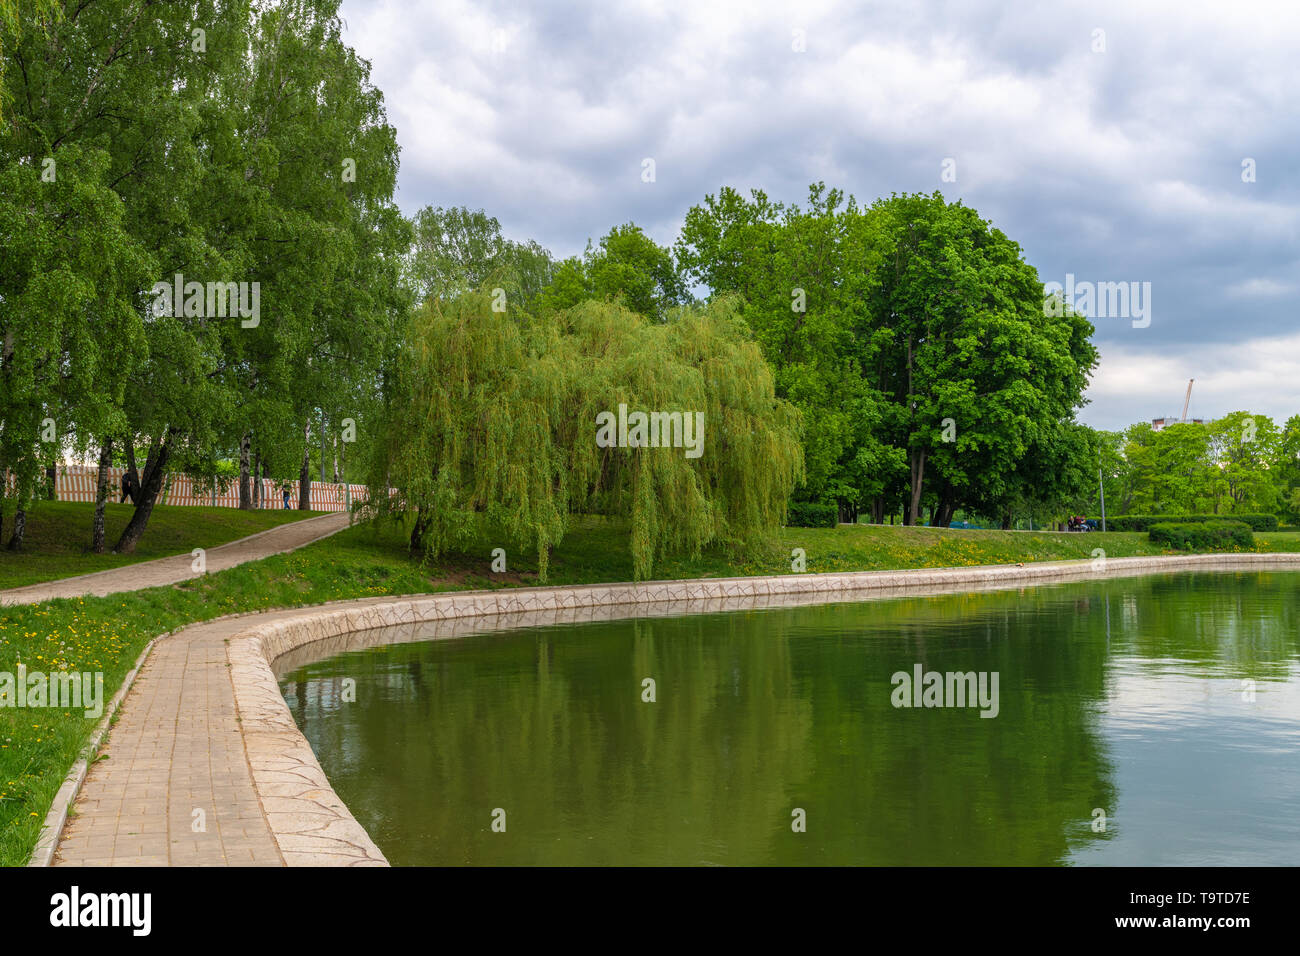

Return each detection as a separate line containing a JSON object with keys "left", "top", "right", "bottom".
{"left": 0, "top": 512, "right": 350, "bottom": 606}
{"left": 51, "top": 601, "right": 391, "bottom": 867}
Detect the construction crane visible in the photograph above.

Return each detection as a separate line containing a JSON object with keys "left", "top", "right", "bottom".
{"left": 1180, "top": 379, "right": 1194, "bottom": 423}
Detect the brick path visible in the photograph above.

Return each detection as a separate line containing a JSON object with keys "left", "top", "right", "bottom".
{"left": 0, "top": 512, "right": 350, "bottom": 606}
{"left": 54, "top": 614, "right": 287, "bottom": 865}
{"left": 51, "top": 601, "right": 391, "bottom": 867}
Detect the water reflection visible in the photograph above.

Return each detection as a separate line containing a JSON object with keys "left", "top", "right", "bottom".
{"left": 280, "top": 572, "right": 1300, "bottom": 865}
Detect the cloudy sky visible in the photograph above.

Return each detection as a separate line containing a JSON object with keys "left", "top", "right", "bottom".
{"left": 337, "top": 0, "right": 1299, "bottom": 431}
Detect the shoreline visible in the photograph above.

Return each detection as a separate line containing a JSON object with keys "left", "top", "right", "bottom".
{"left": 35, "top": 551, "right": 1300, "bottom": 867}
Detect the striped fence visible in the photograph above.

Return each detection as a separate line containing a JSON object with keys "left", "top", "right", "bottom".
{"left": 50, "top": 465, "right": 368, "bottom": 512}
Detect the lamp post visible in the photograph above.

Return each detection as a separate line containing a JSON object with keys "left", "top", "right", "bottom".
{"left": 1099, "top": 463, "right": 1107, "bottom": 532}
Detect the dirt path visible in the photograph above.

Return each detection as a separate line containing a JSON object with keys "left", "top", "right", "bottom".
{"left": 0, "top": 512, "right": 351, "bottom": 606}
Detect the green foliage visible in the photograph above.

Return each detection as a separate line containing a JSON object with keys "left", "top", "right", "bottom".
{"left": 204, "top": 0, "right": 409, "bottom": 511}
{"left": 1112, "top": 414, "right": 1294, "bottom": 519}
{"left": 0, "top": 142, "right": 150, "bottom": 518}
{"left": 679, "top": 184, "right": 896, "bottom": 511}
{"left": 1208, "top": 412, "right": 1279, "bottom": 513}
{"left": 677, "top": 184, "right": 1097, "bottom": 525}
{"left": 1148, "top": 520, "right": 1253, "bottom": 551}
{"left": 0, "top": 0, "right": 59, "bottom": 117}
{"left": 1101, "top": 513, "right": 1279, "bottom": 533}
{"left": 583, "top": 223, "right": 691, "bottom": 321}
{"left": 1273, "top": 415, "right": 1300, "bottom": 524}
{"left": 367, "top": 293, "right": 803, "bottom": 580}
{"left": 2, "top": 0, "right": 409, "bottom": 547}
{"left": 786, "top": 501, "right": 838, "bottom": 527}
{"left": 533, "top": 223, "right": 691, "bottom": 322}
{"left": 869, "top": 191, "right": 1098, "bottom": 525}
{"left": 533, "top": 257, "right": 590, "bottom": 313}
{"left": 409, "top": 204, "right": 555, "bottom": 308}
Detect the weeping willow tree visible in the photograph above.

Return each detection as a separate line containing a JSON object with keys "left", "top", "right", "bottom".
{"left": 367, "top": 290, "right": 803, "bottom": 580}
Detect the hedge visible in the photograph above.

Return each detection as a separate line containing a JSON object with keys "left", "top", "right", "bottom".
{"left": 787, "top": 501, "right": 838, "bottom": 528}
{"left": 1148, "top": 520, "right": 1254, "bottom": 551}
{"left": 1096, "top": 513, "right": 1278, "bottom": 533}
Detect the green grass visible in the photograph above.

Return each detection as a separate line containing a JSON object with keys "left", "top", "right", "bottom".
{"left": 3, "top": 510, "right": 1299, "bottom": 864}
{"left": 0, "top": 502, "right": 326, "bottom": 590}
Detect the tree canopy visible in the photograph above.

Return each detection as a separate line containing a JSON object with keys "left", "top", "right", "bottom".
{"left": 1, "top": 0, "right": 409, "bottom": 549}
{"left": 367, "top": 292, "right": 803, "bottom": 579}
{"left": 678, "top": 184, "right": 1099, "bottom": 527}
{"left": 537, "top": 223, "right": 691, "bottom": 321}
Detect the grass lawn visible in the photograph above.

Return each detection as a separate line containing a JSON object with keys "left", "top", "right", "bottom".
{"left": 0, "top": 502, "right": 327, "bottom": 591}
{"left": 3, "top": 510, "right": 1299, "bottom": 864}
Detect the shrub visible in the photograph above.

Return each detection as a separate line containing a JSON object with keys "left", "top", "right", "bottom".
{"left": 1099, "top": 513, "right": 1278, "bottom": 533}
{"left": 1148, "top": 520, "right": 1253, "bottom": 551}
{"left": 787, "top": 501, "right": 838, "bottom": 528}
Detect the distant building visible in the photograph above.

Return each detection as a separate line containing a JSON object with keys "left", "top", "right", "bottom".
{"left": 1151, "top": 417, "right": 1209, "bottom": 431}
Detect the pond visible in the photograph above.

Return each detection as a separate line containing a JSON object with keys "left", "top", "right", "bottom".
{"left": 278, "top": 571, "right": 1300, "bottom": 865}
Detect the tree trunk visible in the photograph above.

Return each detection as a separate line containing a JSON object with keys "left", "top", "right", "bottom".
{"left": 45, "top": 464, "right": 57, "bottom": 500}
{"left": 238, "top": 432, "right": 252, "bottom": 510}
{"left": 124, "top": 442, "right": 142, "bottom": 506}
{"left": 7, "top": 508, "right": 26, "bottom": 551}
{"left": 410, "top": 506, "right": 431, "bottom": 553}
{"left": 908, "top": 448, "right": 927, "bottom": 525}
{"left": 114, "top": 433, "right": 173, "bottom": 553}
{"left": 870, "top": 496, "right": 885, "bottom": 525}
{"left": 1001, "top": 512, "right": 1013, "bottom": 531}
{"left": 332, "top": 433, "right": 340, "bottom": 484}
{"left": 253, "top": 452, "right": 261, "bottom": 509}
{"left": 936, "top": 497, "right": 957, "bottom": 528}
{"left": 92, "top": 438, "right": 113, "bottom": 553}
{"left": 298, "top": 419, "right": 312, "bottom": 510}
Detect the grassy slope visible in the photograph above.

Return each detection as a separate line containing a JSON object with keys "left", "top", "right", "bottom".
{"left": 3, "top": 511, "right": 1299, "bottom": 864}
{"left": 0, "top": 502, "right": 326, "bottom": 590}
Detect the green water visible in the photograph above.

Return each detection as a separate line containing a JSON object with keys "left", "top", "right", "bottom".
{"left": 279, "top": 572, "right": 1300, "bottom": 865}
